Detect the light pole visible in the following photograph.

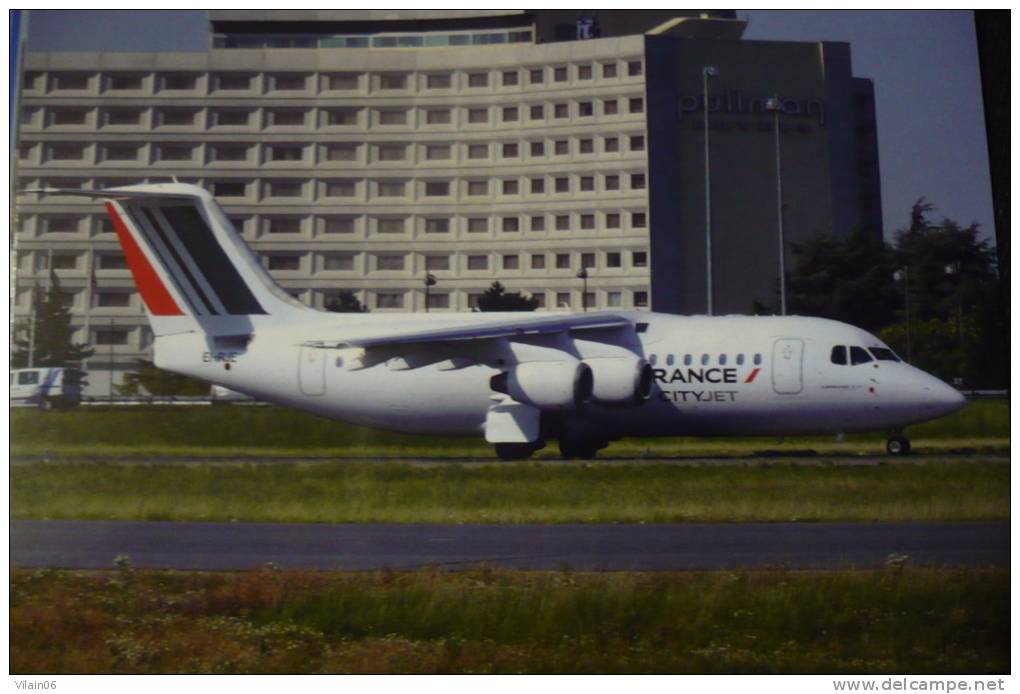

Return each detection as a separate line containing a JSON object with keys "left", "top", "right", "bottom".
{"left": 702, "top": 65, "right": 717, "bottom": 315}
{"left": 765, "top": 96, "right": 787, "bottom": 315}
{"left": 577, "top": 267, "right": 589, "bottom": 312}
{"left": 424, "top": 273, "right": 437, "bottom": 312}
{"left": 945, "top": 262, "right": 964, "bottom": 383}
{"left": 894, "top": 267, "right": 911, "bottom": 362}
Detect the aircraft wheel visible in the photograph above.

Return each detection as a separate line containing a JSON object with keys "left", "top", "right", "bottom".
{"left": 886, "top": 436, "right": 911, "bottom": 456}
{"left": 494, "top": 443, "right": 535, "bottom": 461}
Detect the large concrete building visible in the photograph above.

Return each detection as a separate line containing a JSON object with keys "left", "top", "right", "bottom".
{"left": 13, "top": 10, "right": 881, "bottom": 394}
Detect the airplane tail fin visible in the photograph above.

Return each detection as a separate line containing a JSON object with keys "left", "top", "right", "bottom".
{"left": 29, "top": 183, "right": 310, "bottom": 339}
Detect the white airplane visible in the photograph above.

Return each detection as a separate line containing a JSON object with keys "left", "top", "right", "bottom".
{"left": 34, "top": 183, "right": 966, "bottom": 459}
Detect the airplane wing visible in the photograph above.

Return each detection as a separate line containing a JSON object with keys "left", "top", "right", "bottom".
{"left": 302, "top": 312, "right": 634, "bottom": 349}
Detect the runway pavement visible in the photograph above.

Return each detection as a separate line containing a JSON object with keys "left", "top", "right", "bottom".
{"left": 11, "top": 520, "right": 1008, "bottom": 571}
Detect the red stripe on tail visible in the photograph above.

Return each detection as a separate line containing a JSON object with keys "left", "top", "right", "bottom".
{"left": 106, "top": 202, "right": 184, "bottom": 316}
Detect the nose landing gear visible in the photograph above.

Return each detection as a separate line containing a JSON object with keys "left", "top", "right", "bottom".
{"left": 886, "top": 434, "right": 911, "bottom": 456}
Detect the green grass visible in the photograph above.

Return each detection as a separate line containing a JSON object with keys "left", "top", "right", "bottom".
{"left": 11, "top": 459, "right": 1009, "bottom": 523}
{"left": 9, "top": 399, "right": 1010, "bottom": 459}
{"left": 10, "top": 566, "right": 1008, "bottom": 673}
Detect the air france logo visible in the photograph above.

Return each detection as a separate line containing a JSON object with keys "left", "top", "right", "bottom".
{"left": 654, "top": 366, "right": 761, "bottom": 403}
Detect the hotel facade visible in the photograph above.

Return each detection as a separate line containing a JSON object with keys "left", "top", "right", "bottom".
{"left": 13, "top": 10, "right": 882, "bottom": 393}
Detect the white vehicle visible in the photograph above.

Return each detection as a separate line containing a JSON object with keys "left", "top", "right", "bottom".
{"left": 10, "top": 367, "right": 85, "bottom": 410}
{"left": 31, "top": 184, "right": 965, "bottom": 458}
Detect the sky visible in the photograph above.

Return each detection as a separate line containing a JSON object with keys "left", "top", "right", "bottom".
{"left": 20, "top": 9, "right": 997, "bottom": 242}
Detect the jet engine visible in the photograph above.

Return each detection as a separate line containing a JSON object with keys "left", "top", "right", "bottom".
{"left": 491, "top": 360, "right": 593, "bottom": 411}
{"left": 585, "top": 357, "right": 654, "bottom": 407}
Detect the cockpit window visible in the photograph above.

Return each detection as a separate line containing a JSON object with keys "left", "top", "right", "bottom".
{"left": 849, "top": 346, "right": 873, "bottom": 365}
{"left": 830, "top": 346, "right": 847, "bottom": 365}
{"left": 869, "top": 347, "right": 901, "bottom": 362}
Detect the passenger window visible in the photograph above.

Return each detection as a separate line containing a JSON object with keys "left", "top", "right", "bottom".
{"left": 701, "top": 354, "right": 709, "bottom": 366}
{"left": 830, "top": 346, "right": 847, "bottom": 365}
{"left": 684, "top": 354, "right": 692, "bottom": 366}
{"left": 869, "top": 347, "right": 900, "bottom": 362}
{"left": 666, "top": 354, "right": 675, "bottom": 366}
{"left": 736, "top": 354, "right": 744, "bottom": 366}
{"left": 719, "top": 354, "right": 727, "bottom": 365}
{"left": 849, "top": 346, "right": 873, "bottom": 365}
{"left": 649, "top": 354, "right": 657, "bottom": 366}
{"left": 753, "top": 353, "right": 762, "bottom": 366}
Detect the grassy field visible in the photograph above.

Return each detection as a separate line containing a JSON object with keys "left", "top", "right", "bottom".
{"left": 9, "top": 399, "right": 1010, "bottom": 459}
{"left": 10, "top": 566, "right": 1008, "bottom": 674}
{"left": 11, "top": 458, "right": 1009, "bottom": 523}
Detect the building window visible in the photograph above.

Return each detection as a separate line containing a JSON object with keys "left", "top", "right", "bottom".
{"left": 326, "top": 108, "right": 359, "bottom": 126}
{"left": 376, "top": 255, "right": 405, "bottom": 271}
{"left": 503, "top": 254, "right": 520, "bottom": 270}
{"left": 468, "top": 143, "right": 489, "bottom": 159}
{"left": 378, "top": 109, "right": 407, "bottom": 126}
{"left": 634, "top": 291, "right": 648, "bottom": 308}
{"left": 268, "top": 218, "right": 302, "bottom": 234}
{"left": 467, "top": 108, "right": 488, "bottom": 124}
{"left": 426, "top": 73, "right": 451, "bottom": 89}
{"left": 502, "top": 180, "right": 519, "bottom": 195}
{"left": 554, "top": 140, "right": 569, "bottom": 155}
{"left": 531, "top": 254, "right": 546, "bottom": 269}
{"left": 376, "top": 293, "right": 404, "bottom": 309}
{"left": 213, "top": 110, "right": 249, "bottom": 126}
{"left": 502, "top": 106, "right": 519, "bottom": 122}
{"left": 530, "top": 216, "right": 545, "bottom": 232}
{"left": 502, "top": 70, "right": 519, "bottom": 87}
{"left": 606, "top": 252, "right": 622, "bottom": 268}
{"left": 426, "top": 109, "right": 451, "bottom": 125}
{"left": 467, "top": 181, "right": 488, "bottom": 196}
{"left": 425, "top": 255, "right": 450, "bottom": 271}
{"left": 554, "top": 103, "right": 568, "bottom": 119}
{"left": 502, "top": 143, "right": 519, "bottom": 158}
{"left": 603, "top": 100, "right": 619, "bottom": 116}
{"left": 604, "top": 137, "right": 619, "bottom": 153}
{"left": 95, "top": 329, "right": 129, "bottom": 346}
{"left": 578, "top": 65, "right": 593, "bottom": 80}
{"left": 530, "top": 178, "right": 545, "bottom": 194}
{"left": 327, "top": 73, "right": 360, "bottom": 90}
{"left": 426, "top": 293, "right": 450, "bottom": 310}
{"left": 267, "top": 255, "right": 301, "bottom": 271}
{"left": 631, "top": 173, "right": 646, "bottom": 190}
{"left": 632, "top": 212, "right": 647, "bottom": 228}
{"left": 324, "top": 217, "right": 355, "bottom": 234}
{"left": 425, "top": 218, "right": 450, "bottom": 234}
{"left": 105, "top": 110, "right": 142, "bottom": 126}
{"left": 633, "top": 251, "right": 648, "bottom": 267}
{"left": 529, "top": 68, "right": 544, "bottom": 84}
{"left": 270, "top": 73, "right": 306, "bottom": 91}
{"left": 555, "top": 254, "right": 570, "bottom": 269}
{"left": 161, "top": 74, "right": 196, "bottom": 91}
{"left": 530, "top": 141, "right": 544, "bottom": 157}
{"left": 97, "top": 292, "right": 131, "bottom": 308}
{"left": 627, "top": 60, "right": 643, "bottom": 77}
{"left": 606, "top": 212, "right": 621, "bottom": 228}
{"left": 377, "top": 144, "right": 407, "bottom": 162}
{"left": 425, "top": 144, "right": 451, "bottom": 160}
{"left": 529, "top": 104, "right": 544, "bottom": 120}
{"left": 52, "top": 73, "right": 89, "bottom": 90}
{"left": 629, "top": 97, "right": 644, "bottom": 114}
{"left": 602, "top": 62, "right": 618, "bottom": 78}
{"left": 52, "top": 109, "right": 88, "bottom": 125}
{"left": 630, "top": 135, "right": 645, "bottom": 151}
{"left": 425, "top": 181, "right": 450, "bottom": 196}
{"left": 581, "top": 252, "right": 596, "bottom": 269}
{"left": 47, "top": 253, "right": 78, "bottom": 270}
{"left": 605, "top": 175, "right": 620, "bottom": 191}
{"left": 555, "top": 215, "right": 570, "bottom": 231}
{"left": 579, "top": 139, "right": 594, "bottom": 154}
{"left": 379, "top": 73, "right": 408, "bottom": 90}
{"left": 215, "top": 74, "right": 251, "bottom": 90}
{"left": 556, "top": 292, "right": 570, "bottom": 308}
{"left": 554, "top": 177, "right": 569, "bottom": 194}
{"left": 209, "top": 181, "right": 246, "bottom": 198}
{"left": 468, "top": 72, "right": 489, "bottom": 88}
{"left": 269, "top": 145, "right": 303, "bottom": 161}
{"left": 325, "top": 179, "right": 357, "bottom": 197}
{"left": 108, "top": 74, "right": 143, "bottom": 91}
{"left": 580, "top": 176, "right": 595, "bottom": 192}
{"left": 467, "top": 255, "right": 488, "bottom": 270}
{"left": 580, "top": 214, "right": 595, "bottom": 230}
{"left": 578, "top": 102, "right": 593, "bottom": 117}
{"left": 265, "top": 181, "right": 304, "bottom": 198}
{"left": 323, "top": 254, "right": 355, "bottom": 271}
{"left": 467, "top": 218, "right": 488, "bottom": 233}
{"left": 103, "top": 145, "right": 139, "bottom": 161}
{"left": 324, "top": 144, "right": 358, "bottom": 161}
{"left": 98, "top": 254, "right": 128, "bottom": 270}
{"left": 554, "top": 66, "right": 568, "bottom": 82}
{"left": 377, "top": 218, "right": 406, "bottom": 234}
{"left": 159, "top": 109, "right": 195, "bottom": 126}
{"left": 157, "top": 145, "right": 192, "bottom": 161}
{"left": 502, "top": 217, "right": 519, "bottom": 233}
{"left": 607, "top": 291, "right": 622, "bottom": 308}
{"left": 377, "top": 180, "right": 406, "bottom": 197}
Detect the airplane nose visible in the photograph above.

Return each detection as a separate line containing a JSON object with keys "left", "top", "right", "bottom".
{"left": 922, "top": 376, "right": 967, "bottom": 417}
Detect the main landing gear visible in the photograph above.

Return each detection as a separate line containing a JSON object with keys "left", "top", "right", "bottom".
{"left": 886, "top": 433, "right": 911, "bottom": 456}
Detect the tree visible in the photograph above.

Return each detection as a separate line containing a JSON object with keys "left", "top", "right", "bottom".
{"left": 476, "top": 281, "right": 539, "bottom": 312}
{"left": 324, "top": 290, "right": 368, "bottom": 313}
{"left": 12, "top": 271, "right": 94, "bottom": 368}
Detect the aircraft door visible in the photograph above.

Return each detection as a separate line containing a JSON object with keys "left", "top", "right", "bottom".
{"left": 298, "top": 346, "right": 327, "bottom": 396}
{"left": 771, "top": 338, "right": 804, "bottom": 395}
